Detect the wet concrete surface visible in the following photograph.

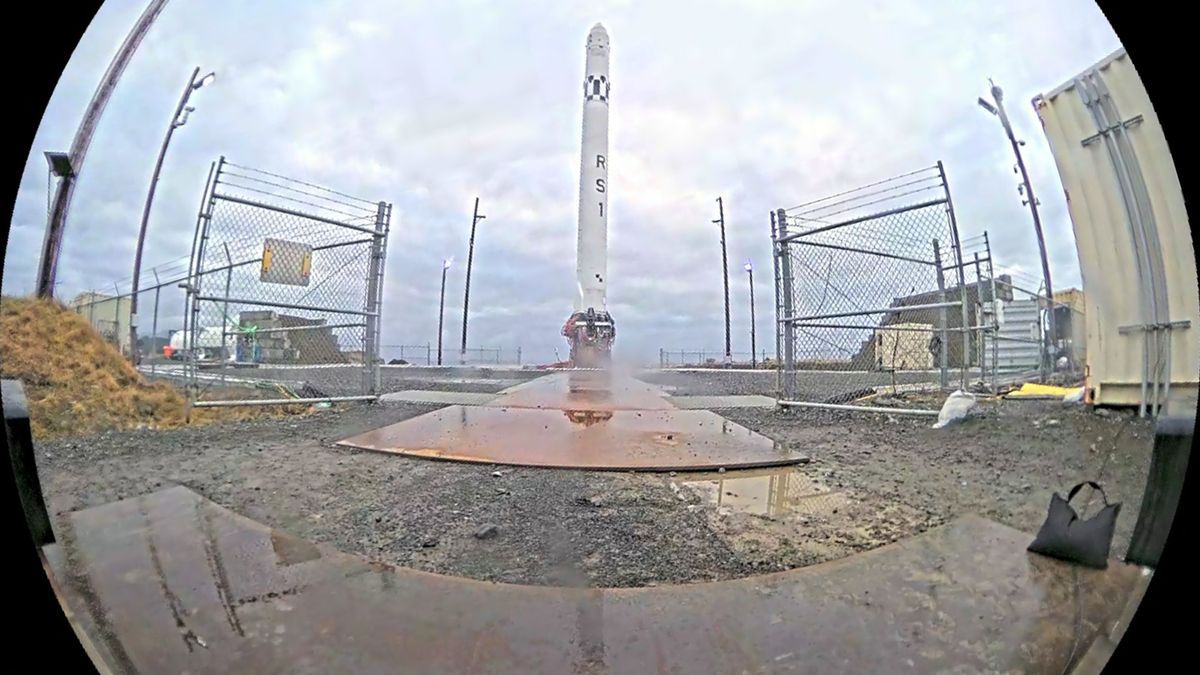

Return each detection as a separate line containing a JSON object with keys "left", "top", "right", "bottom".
{"left": 45, "top": 486, "right": 1146, "bottom": 674}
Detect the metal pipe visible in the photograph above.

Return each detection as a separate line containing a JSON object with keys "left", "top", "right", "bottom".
{"left": 248, "top": 322, "right": 364, "bottom": 335}
{"left": 939, "top": 161, "right": 970, "bottom": 390}
{"left": 191, "top": 395, "right": 378, "bottom": 407}
{"left": 778, "top": 198, "right": 947, "bottom": 242}
{"left": 776, "top": 209, "right": 796, "bottom": 400}
{"left": 933, "top": 240, "right": 949, "bottom": 388}
{"left": 151, "top": 269, "right": 160, "bottom": 373}
{"left": 790, "top": 239, "right": 937, "bottom": 267}
{"left": 777, "top": 399, "right": 940, "bottom": 417}
{"left": 790, "top": 322, "right": 980, "bottom": 333}
{"left": 211, "top": 192, "right": 379, "bottom": 235}
{"left": 781, "top": 301, "right": 963, "bottom": 323}
{"left": 194, "top": 296, "right": 377, "bottom": 316}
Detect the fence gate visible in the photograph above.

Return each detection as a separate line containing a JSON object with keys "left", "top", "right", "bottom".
{"left": 184, "top": 157, "right": 391, "bottom": 408}
{"left": 772, "top": 163, "right": 986, "bottom": 414}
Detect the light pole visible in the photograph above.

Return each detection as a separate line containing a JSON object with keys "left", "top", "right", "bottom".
{"left": 438, "top": 258, "right": 452, "bottom": 366}
{"left": 745, "top": 260, "right": 756, "bottom": 368}
{"left": 460, "top": 197, "right": 485, "bottom": 364}
{"left": 128, "top": 67, "right": 215, "bottom": 365}
{"left": 978, "top": 79, "right": 1055, "bottom": 376}
{"left": 715, "top": 197, "right": 731, "bottom": 367}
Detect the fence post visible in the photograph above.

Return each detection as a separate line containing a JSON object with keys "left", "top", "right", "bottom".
{"left": 776, "top": 208, "right": 795, "bottom": 401}
{"left": 364, "top": 201, "right": 389, "bottom": 396}
{"left": 933, "top": 240, "right": 949, "bottom": 389}
{"left": 151, "top": 269, "right": 161, "bottom": 374}
{"left": 973, "top": 252, "right": 984, "bottom": 385}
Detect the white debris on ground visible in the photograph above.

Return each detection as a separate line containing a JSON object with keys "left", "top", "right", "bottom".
{"left": 932, "top": 390, "right": 977, "bottom": 429}
{"left": 1063, "top": 387, "right": 1086, "bottom": 403}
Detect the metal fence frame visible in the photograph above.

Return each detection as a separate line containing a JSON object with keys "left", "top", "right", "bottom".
{"left": 771, "top": 163, "right": 980, "bottom": 415}
{"left": 183, "top": 157, "right": 391, "bottom": 409}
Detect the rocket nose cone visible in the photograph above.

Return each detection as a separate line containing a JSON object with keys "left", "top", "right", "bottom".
{"left": 587, "top": 23, "right": 609, "bottom": 50}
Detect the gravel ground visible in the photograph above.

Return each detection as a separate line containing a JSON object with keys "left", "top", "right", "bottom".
{"left": 638, "top": 368, "right": 941, "bottom": 401}
{"left": 35, "top": 372, "right": 1155, "bottom": 588}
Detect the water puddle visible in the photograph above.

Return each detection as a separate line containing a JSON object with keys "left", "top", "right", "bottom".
{"left": 673, "top": 466, "right": 850, "bottom": 518}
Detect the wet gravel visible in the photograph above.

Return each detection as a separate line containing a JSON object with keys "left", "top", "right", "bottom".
{"left": 35, "top": 372, "right": 1155, "bottom": 588}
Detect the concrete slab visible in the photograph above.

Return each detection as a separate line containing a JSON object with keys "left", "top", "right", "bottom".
{"left": 487, "top": 371, "right": 673, "bottom": 411}
{"left": 46, "top": 486, "right": 1145, "bottom": 675}
{"left": 378, "top": 390, "right": 498, "bottom": 406}
{"left": 668, "top": 394, "right": 777, "bottom": 409}
{"left": 337, "top": 406, "right": 807, "bottom": 471}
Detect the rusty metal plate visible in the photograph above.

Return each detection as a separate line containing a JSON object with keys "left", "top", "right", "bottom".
{"left": 485, "top": 372, "right": 675, "bottom": 411}
{"left": 45, "top": 487, "right": 1145, "bottom": 674}
{"left": 337, "top": 405, "right": 807, "bottom": 471}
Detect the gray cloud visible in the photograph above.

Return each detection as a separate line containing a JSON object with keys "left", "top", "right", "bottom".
{"left": 3, "top": 0, "right": 1122, "bottom": 363}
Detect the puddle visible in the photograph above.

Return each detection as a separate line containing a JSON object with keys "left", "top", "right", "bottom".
{"left": 674, "top": 466, "right": 850, "bottom": 518}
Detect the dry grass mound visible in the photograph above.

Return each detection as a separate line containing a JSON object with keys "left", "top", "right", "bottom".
{"left": 1, "top": 296, "right": 308, "bottom": 440}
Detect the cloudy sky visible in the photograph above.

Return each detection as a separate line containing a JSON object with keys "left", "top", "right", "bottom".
{"left": 2, "top": 0, "right": 1123, "bottom": 364}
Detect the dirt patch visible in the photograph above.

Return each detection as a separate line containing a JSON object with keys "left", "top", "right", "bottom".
{"left": 1, "top": 296, "right": 312, "bottom": 440}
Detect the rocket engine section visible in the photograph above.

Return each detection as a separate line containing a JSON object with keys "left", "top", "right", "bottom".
{"left": 563, "top": 23, "right": 616, "bottom": 368}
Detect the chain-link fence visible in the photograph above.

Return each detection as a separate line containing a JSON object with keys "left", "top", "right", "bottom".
{"left": 772, "top": 163, "right": 982, "bottom": 413}
{"left": 380, "top": 344, "right": 523, "bottom": 366}
{"left": 183, "top": 157, "right": 390, "bottom": 408}
{"left": 657, "top": 349, "right": 773, "bottom": 368}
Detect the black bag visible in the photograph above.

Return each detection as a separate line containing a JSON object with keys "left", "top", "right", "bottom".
{"left": 1027, "top": 481, "right": 1121, "bottom": 569}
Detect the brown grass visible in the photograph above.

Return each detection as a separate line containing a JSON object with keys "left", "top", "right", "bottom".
{"left": 1, "top": 296, "right": 310, "bottom": 440}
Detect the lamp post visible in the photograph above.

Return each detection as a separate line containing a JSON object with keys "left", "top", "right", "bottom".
{"left": 438, "top": 258, "right": 452, "bottom": 365}
{"left": 745, "top": 260, "right": 756, "bottom": 368}
{"left": 128, "top": 67, "right": 215, "bottom": 365}
{"left": 460, "top": 197, "right": 485, "bottom": 364}
{"left": 978, "top": 79, "right": 1055, "bottom": 377}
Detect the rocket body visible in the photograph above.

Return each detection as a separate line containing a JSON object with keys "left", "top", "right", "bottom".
{"left": 575, "top": 23, "right": 610, "bottom": 313}
{"left": 562, "top": 23, "right": 615, "bottom": 367}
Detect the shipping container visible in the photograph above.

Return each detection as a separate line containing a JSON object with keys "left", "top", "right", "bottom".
{"left": 1033, "top": 47, "right": 1197, "bottom": 414}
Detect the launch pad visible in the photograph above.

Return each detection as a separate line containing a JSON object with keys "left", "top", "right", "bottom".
{"left": 337, "top": 371, "right": 807, "bottom": 471}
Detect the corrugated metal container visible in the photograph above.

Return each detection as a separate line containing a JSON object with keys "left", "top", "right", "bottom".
{"left": 1033, "top": 47, "right": 1197, "bottom": 413}
{"left": 985, "top": 299, "right": 1043, "bottom": 376}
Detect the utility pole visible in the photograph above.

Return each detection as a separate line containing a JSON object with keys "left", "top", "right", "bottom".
{"left": 715, "top": 197, "right": 732, "bottom": 367}
{"left": 745, "top": 260, "right": 756, "bottom": 368}
{"left": 460, "top": 197, "right": 485, "bottom": 364}
{"left": 37, "top": 0, "right": 171, "bottom": 298}
{"left": 438, "top": 258, "right": 451, "bottom": 365}
{"left": 979, "top": 79, "right": 1056, "bottom": 376}
{"left": 129, "top": 66, "right": 215, "bottom": 365}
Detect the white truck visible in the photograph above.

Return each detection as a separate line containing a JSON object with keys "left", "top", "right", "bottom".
{"left": 1033, "top": 47, "right": 1197, "bottom": 414}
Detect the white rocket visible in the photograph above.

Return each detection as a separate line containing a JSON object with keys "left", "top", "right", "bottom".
{"left": 562, "top": 23, "right": 615, "bottom": 366}
{"left": 575, "top": 23, "right": 610, "bottom": 314}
